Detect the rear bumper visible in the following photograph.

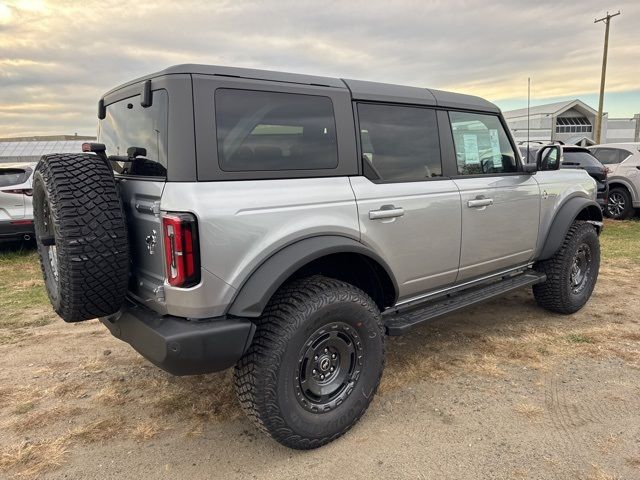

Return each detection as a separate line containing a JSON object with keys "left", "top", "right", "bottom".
{"left": 0, "top": 220, "right": 34, "bottom": 239}
{"left": 100, "top": 301, "right": 255, "bottom": 376}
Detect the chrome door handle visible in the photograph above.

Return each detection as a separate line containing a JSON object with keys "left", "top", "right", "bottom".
{"left": 369, "top": 206, "right": 405, "bottom": 220}
{"left": 467, "top": 198, "right": 493, "bottom": 208}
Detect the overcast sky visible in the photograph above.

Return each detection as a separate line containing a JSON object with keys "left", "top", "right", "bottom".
{"left": 1, "top": 0, "right": 638, "bottom": 137}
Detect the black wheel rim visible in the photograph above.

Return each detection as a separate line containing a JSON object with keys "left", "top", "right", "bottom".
{"left": 35, "top": 190, "right": 60, "bottom": 299}
{"left": 570, "top": 243, "right": 592, "bottom": 294}
{"left": 295, "top": 322, "right": 363, "bottom": 413}
{"left": 42, "top": 202, "right": 59, "bottom": 282}
{"left": 608, "top": 192, "right": 625, "bottom": 217}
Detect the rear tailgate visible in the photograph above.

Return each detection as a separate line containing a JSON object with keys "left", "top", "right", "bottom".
{"left": 118, "top": 178, "right": 167, "bottom": 313}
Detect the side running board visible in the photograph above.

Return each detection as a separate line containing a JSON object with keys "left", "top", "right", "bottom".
{"left": 384, "top": 272, "right": 546, "bottom": 336}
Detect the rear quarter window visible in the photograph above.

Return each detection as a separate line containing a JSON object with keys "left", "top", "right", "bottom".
{"left": 214, "top": 89, "right": 338, "bottom": 172}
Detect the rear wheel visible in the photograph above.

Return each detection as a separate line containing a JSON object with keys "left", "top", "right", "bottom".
{"left": 33, "top": 154, "right": 129, "bottom": 322}
{"left": 606, "top": 187, "right": 634, "bottom": 220}
{"left": 234, "top": 276, "right": 384, "bottom": 449}
{"left": 533, "top": 221, "right": 600, "bottom": 314}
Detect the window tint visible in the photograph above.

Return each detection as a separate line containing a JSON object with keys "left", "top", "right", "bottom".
{"left": 0, "top": 168, "right": 29, "bottom": 187}
{"left": 99, "top": 90, "right": 168, "bottom": 177}
{"left": 215, "top": 89, "right": 338, "bottom": 172}
{"left": 357, "top": 103, "right": 442, "bottom": 182}
{"left": 449, "top": 112, "right": 518, "bottom": 175}
{"left": 592, "top": 148, "right": 623, "bottom": 165}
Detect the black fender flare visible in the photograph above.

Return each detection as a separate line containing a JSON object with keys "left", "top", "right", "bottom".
{"left": 538, "top": 197, "right": 603, "bottom": 260}
{"left": 227, "top": 235, "right": 399, "bottom": 318}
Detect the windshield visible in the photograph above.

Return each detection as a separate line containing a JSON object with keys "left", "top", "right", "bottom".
{"left": 98, "top": 89, "right": 168, "bottom": 177}
{"left": 0, "top": 168, "right": 29, "bottom": 187}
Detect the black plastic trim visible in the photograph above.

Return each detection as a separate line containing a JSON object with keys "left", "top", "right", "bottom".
{"left": 538, "top": 197, "right": 603, "bottom": 260}
{"left": 227, "top": 235, "right": 399, "bottom": 318}
{"left": 100, "top": 303, "right": 255, "bottom": 375}
{"left": 0, "top": 220, "right": 34, "bottom": 239}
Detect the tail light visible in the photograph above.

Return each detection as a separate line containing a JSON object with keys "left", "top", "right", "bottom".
{"left": 604, "top": 167, "right": 611, "bottom": 177}
{"left": 1, "top": 189, "right": 33, "bottom": 196}
{"left": 162, "top": 213, "right": 200, "bottom": 288}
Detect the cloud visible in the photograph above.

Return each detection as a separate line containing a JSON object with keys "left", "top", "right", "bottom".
{"left": 0, "top": 0, "right": 639, "bottom": 136}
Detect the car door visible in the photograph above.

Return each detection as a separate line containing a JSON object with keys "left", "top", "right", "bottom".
{"left": 444, "top": 110, "right": 540, "bottom": 281}
{"left": 350, "top": 102, "right": 462, "bottom": 301}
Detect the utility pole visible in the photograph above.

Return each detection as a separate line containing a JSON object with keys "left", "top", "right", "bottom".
{"left": 593, "top": 10, "right": 621, "bottom": 144}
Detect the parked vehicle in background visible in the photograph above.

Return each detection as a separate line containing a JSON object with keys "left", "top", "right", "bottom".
{"left": 32, "top": 64, "right": 603, "bottom": 450}
{"left": 519, "top": 143, "right": 608, "bottom": 209}
{"left": 0, "top": 163, "right": 35, "bottom": 241}
{"left": 588, "top": 143, "right": 640, "bottom": 219}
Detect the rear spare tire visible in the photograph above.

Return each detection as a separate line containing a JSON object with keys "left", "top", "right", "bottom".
{"left": 33, "top": 154, "right": 129, "bottom": 322}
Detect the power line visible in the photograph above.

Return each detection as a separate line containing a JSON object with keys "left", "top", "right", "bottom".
{"left": 593, "top": 10, "right": 621, "bottom": 144}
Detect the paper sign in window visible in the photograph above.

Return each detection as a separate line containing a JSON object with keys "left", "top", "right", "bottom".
{"left": 462, "top": 134, "right": 480, "bottom": 164}
{"left": 489, "top": 129, "right": 501, "bottom": 162}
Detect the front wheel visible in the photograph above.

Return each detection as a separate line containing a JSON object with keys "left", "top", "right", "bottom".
{"left": 234, "top": 276, "right": 385, "bottom": 449}
{"left": 533, "top": 221, "right": 600, "bottom": 314}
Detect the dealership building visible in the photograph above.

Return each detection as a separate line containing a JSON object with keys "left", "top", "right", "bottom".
{"left": 503, "top": 99, "right": 640, "bottom": 146}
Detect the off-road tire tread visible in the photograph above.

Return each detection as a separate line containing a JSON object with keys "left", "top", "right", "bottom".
{"left": 533, "top": 221, "right": 599, "bottom": 314}
{"left": 33, "top": 153, "right": 129, "bottom": 322}
{"left": 234, "top": 275, "right": 384, "bottom": 450}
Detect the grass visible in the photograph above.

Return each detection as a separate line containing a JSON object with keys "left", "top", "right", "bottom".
{"left": 600, "top": 218, "right": 640, "bottom": 263}
{"left": 0, "top": 221, "right": 636, "bottom": 478}
{"left": 0, "top": 245, "right": 54, "bottom": 344}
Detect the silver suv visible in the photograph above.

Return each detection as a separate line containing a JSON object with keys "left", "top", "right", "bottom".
{"left": 589, "top": 143, "right": 640, "bottom": 219}
{"left": 32, "top": 65, "right": 603, "bottom": 450}
{"left": 0, "top": 163, "right": 34, "bottom": 241}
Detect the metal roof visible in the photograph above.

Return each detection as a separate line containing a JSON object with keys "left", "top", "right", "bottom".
{"left": 104, "top": 64, "right": 500, "bottom": 113}
{"left": 503, "top": 99, "right": 597, "bottom": 119}
{"left": 0, "top": 140, "right": 85, "bottom": 163}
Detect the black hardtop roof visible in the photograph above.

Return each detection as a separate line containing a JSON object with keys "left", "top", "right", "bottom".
{"left": 103, "top": 63, "right": 500, "bottom": 113}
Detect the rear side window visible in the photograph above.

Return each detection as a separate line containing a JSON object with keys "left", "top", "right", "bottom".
{"left": 0, "top": 168, "right": 29, "bottom": 187}
{"left": 562, "top": 151, "right": 603, "bottom": 167}
{"left": 99, "top": 90, "right": 169, "bottom": 177}
{"left": 449, "top": 111, "right": 518, "bottom": 175}
{"left": 591, "top": 148, "right": 627, "bottom": 165}
{"left": 215, "top": 89, "right": 338, "bottom": 172}
{"left": 357, "top": 103, "right": 442, "bottom": 182}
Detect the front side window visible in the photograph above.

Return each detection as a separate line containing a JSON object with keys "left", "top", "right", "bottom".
{"left": 215, "top": 89, "right": 338, "bottom": 172}
{"left": 99, "top": 90, "right": 169, "bottom": 177}
{"left": 449, "top": 111, "right": 518, "bottom": 175}
{"left": 357, "top": 103, "right": 442, "bottom": 182}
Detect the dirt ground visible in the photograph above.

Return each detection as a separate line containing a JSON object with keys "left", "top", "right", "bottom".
{"left": 1, "top": 240, "right": 640, "bottom": 479}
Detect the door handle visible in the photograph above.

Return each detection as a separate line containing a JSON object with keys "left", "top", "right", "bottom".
{"left": 369, "top": 206, "right": 405, "bottom": 220}
{"left": 467, "top": 198, "right": 494, "bottom": 208}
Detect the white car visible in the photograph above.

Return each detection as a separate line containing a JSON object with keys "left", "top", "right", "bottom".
{"left": 0, "top": 163, "right": 35, "bottom": 241}
{"left": 589, "top": 143, "right": 640, "bottom": 219}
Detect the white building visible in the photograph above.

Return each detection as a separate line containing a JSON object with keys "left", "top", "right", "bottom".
{"left": 503, "top": 99, "right": 640, "bottom": 146}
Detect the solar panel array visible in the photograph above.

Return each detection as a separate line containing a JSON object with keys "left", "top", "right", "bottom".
{"left": 0, "top": 140, "right": 86, "bottom": 163}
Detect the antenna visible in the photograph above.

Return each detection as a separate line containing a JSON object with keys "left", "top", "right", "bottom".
{"left": 527, "top": 77, "right": 530, "bottom": 163}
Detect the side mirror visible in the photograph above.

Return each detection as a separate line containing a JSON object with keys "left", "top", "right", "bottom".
{"left": 536, "top": 145, "right": 562, "bottom": 171}
{"left": 522, "top": 163, "right": 537, "bottom": 174}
